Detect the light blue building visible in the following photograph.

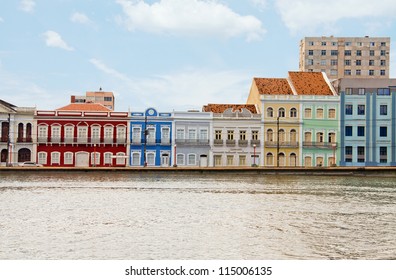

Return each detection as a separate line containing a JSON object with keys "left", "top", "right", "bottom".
{"left": 339, "top": 78, "right": 396, "bottom": 166}
{"left": 130, "top": 108, "right": 172, "bottom": 167}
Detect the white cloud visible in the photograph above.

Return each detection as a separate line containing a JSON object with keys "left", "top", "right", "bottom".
{"left": 42, "top": 31, "right": 74, "bottom": 51}
{"left": 116, "top": 0, "right": 266, "bottom": 41}
{"left": 70, "top": 12, "right": 93, "bottom": 25}
{"left": 275, "top": 0, "right": 396, "bottom": 34}
{"left": 0, "top": 17, "right": 4, "bottom": 23}
{"left": 89, "top": 58, "right": 251, "bottom": 111}
{"left": 251, "top": 0, "right": 268, "bottom": 10}
{"left": 19, "top": 0, "right": 36, "bottom": 13}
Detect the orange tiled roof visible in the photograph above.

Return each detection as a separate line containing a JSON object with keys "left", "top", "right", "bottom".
{"left": 56, "top": 103, "right": 111, "bottom": 112}
{"left": 288, "top": 72, "right": 333, "bottom": 95}
{"left": 202, "top": 104, "right": 258, "bottom": 114}
{"left": 254, "top": 78, "right": 293, "bottom": 95}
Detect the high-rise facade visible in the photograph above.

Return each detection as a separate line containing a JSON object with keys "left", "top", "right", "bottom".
{"left": 299, "top": 36, "right": 390, "bottom": 80}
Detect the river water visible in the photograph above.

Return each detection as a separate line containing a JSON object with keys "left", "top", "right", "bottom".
{"left": 0, "top": 171, "right": 395, "bottom": 260}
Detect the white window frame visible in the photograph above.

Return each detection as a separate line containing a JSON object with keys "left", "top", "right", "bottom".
{"left": 104, "top": 152, "right": 112, "bottom": 165}
{"left": 38, "top": 152, "right": 47, "bottom": 165}
{"left": 64, "top": 152, "right": 73, "bottom": 165}
{"left": 188, "top": 154, "right": 196, "bottom": 165}
{"left": 51, "top": 152, "right": 60, "bottom": 165}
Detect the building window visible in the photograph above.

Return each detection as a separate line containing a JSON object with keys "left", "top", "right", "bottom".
{"left": 358, "top": 88, "right": 365, "bottom": 95}
{"left": 91, "top": 126, "right": 100, "bottom": 143}
{"left": 290, "top": 129, "right": 297, "bottom": 143}
{"left": 65, "top": 126, "right": 74, "bottom": 143}
{"left": 345, "top": 126, "right": 352, "bottom": 136}
{"left": 345, "top": 146, "right": 352, "bottom": 162}
{"left": 304, "top": 131, "right": 312, "bottom": 142}
{"left": 369, "top": 60, "right": 374, "bottom": 66}
{"left": 331, "top": 50, "right": 338, "bottom": 56}
{"left": 378, "top": 88, "right": 390, "bottom": 95}
{"left": 214, "top": 155, "right": 222, "bottom": 166}
{"left": 116, "top": 152, "right": 126, "bottom": 165}
{"left": 104, "top": 152, "right": 112, "bottom": 165}
{"left": 51, "top": 152, "right": 60, "bottom": 165}
{"left": 215, "top": 130, "right": 222, "bottom": 140}
{"left": 380, "top": 126, "right": 388, "bottom": 137}
{"left": 344, "top": 50, "right": 351, "bottom": 56}
{"left": 357, "top": 126, "right": 365, "bottom": 137}
{"left": 357, "top": 146, "right": 365, "bottom": 162}
{"left": 176, "top": 128, "right": 185, "bottom": 140}
{"left": 239, "top": 155, "right": 246, "bottom": 166}
{"left": 356, "top": 50, "right": 362, "bottom": 56}
{"left": 77, "top": 126, "right": 88, "bottom": 143}
{"left": 369, "top": 70, "right": 374, "bottom": 76}
{"left": 51, "top": 126, "right": 61, "bottom": 142}
{"left": 117, "top": 126, "right": 126, "bottom": 143}
{"left": 91, "top": 152, "right": 100, "bottom": 165}
{"left": 104, "top": 96, "right": 112, "bottom": 101}
{"left": 380, "top": 70, "right": 386, "bottom": 76}
{"left": 38, "top": 152, "right": 47, "bottom": 165}
{"left": 279, "top": 129, "right": 285, "bottom": 142}
{"left": 328, "top": 132, "right": 336, "bottom": 143}
{"left": 290, "top": 108, "right": 297, "bottom": 118}
{"left": 226, "top": 155, "right": 234, "bottom": 166}
{"left": 188, "top": 154, "right": 196, "bottom": 165}
{"left": 331, "top": 59, "right": 337, "bottom": 66}
{"left": 345, "top": 41, "right": 351, "bottom": 46}
{"left": 380, "top": 105, "right": 388, "bottom": 115}
{"left": 132, "top": 127, "right": 141, "bottom": 144}
{"left": 307, "top": 59, "right": 314, "bottom": 66}
{"left": 161, "top": 127, "right": 170, "bottom": 143}
{"left": 369, "top": 50, "right": 375, "bottom": 56}
{"left": 252, "top": 130, "right": 259, "bottom": 141}
{"left": 321, "top": 60, "right": 326, "bottom": 66}
{"left": 240, "top": 130, "right": 246, "bottom": 140}
{"left": 304, "top": 156, "right": 312, "bottom": 167}
{"left": 278, "top": 108, "right": 285, "bottom": 118}
{"left": 304, "top": 108, "right": 312, "bottom": 118}
{"left": 188, "top": 128, "right": 196, "bottom": 140}
{"left": 266, "top": 129, "right": 273, "bottom": 142}
{"left": 345, "top": 59, "right": 351, "bottom": 66}
{"left": 176, "top": 154, "right": 184, "bottom": 165}
{"left": 308, "top": 50, "right": 313, "bottom": 55}
{"left": 266, "top": 153, "right": 273, "bottom": 166}
{"left": 267, "top": 107, "right": 273, "bottom": 118}
{"left": 345, "top": 105, "right": 353, "bottom": 115}
{"left": 227, "top": 130, "right": 234, "bottom": 140}
{"left": 356, "top": 69, "right": 361, "bottom": 76}
{"left": 64, "top": 152, "right": 73, "bottom": 165}
{"left": 356, "top": 60, "right": 361, "bottom": 66}
{"left": 381, "top": 42, "right": 386, "bottom": 46}
{"left": 380, "top": 147, "right": 387, "bottom": 163}
{"left": 147, "top": 153, "right": 155, "bottom": 166}
{"left": 199, "top": 129, "right": 208, "bottom": 141}
{"left": 344, "top": 70, "right": 351, "bottom": 76}
{"left": 381, "top": 50, "right": 386, "bottom": 56}
{"left": 357, "top": 105, "right": 365, "bottom": 115}
{"left": 321, "top": 42, "right": 326, "bottom": 46}
{"left": 147, "top": 127, "right": 155, "bottom": 144}
{"left": 104, "top": 126, "right": 113, "bottom": 142}
{"left": 328, "top": 108, "right": 336, "bottom": 119}
{"left": 381, "top": 60, "right": 386, "bottom": 66}
{"left": 132, "top": 152, "right": 140, "bottom": 166}
{"left": 316, "top": 132, "right": 324, "bottom": 143}
{"left": 316, "top": 108, "right": 323, "bottom": 118}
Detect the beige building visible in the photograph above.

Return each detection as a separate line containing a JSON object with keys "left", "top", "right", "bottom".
{"left": 299, "top": 36, "right": 390, "bottom": 80}
{"left": 71, "top": 89, "right": 115, "bottom": 110}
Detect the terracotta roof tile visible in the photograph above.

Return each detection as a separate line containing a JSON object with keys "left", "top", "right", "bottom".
{"left": 288, "top": 72, "right": 333, "bottom": 95}
{"left": 202, "top": 104, "right": 258, "bottom": 114}
{"left": 56, "top": 103, "right": 112, "bottom": 112}
{"left": 254, "top": 78, "right": 293, "bottom": 95}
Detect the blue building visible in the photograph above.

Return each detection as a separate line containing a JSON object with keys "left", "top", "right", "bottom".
{"left": 338, "top": 78, "right": 396, "bottom": 166}
{"left": 130, "top": 108, "right": 172, "bottom": 167}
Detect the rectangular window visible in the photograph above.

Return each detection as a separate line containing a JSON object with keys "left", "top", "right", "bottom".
{"left": 356, "top": 50, "right": 362, "bottom": 56}
{"left": 227, "top": 155, "right": 234, "bottom": 166}
{"left": 380, "top": 105, "right": 388, "bottom": 115}
{"left": 380, "top": 70, "right": 386, "bottom": 76}
{"left": 304, "top": 108, "right": 312, "bottom": 118}
{"left": 328, "top": 109, "right": 336, "bottom": 119}
{"left": 331, "top": 50, "right": 338, "bottom": 56}
{"left": 308, "top": 41, "right": 314, "bottom": 46}
{"left": 357, "top": 105, "right": 365, "bottom": 115}
{"left": 345, "top": 42, "right": 351, "bottom": 46}
{"left": 381, "top": 50, "right": 386, "bottom": 56}
{"left": 357, "top": 146, "right": 365, "bottom": 162}
{"left": 227, "top": 130, "right": 234, "bottom": 140}
{"left": 199, "top": 129, "right": 208, "bottom": 140}
{"left": 345, "top": 70, "right": 351, "bottom": 76}
{"left": 380, "top": 147, "right": 387, "bottom": 163}
{"left": 345, "top": 59, "right": 351, "bottom": 66}
{"left": 320, "top": 60, "right": 326, "bottom": 66}
{"left": 381, "top": 42, "right": 386, "bottom": 46}
{"left": 356, "top": 69, "right": 361, "bottom": 76}
{"left": 188, "top": 154, "right": 196, "bottom": 165}
{"left": 357, "top": 126, "right": 365, "bottom": 137}
{"left": 251, "top": 130, "right": 259, "bottom": 141}
{"left": 176, "top": 128, "right": 185, "bottom": 140}
{"left": 104, "top": 96, "right": 112, "bottom": 101}
{"left": 369, "top": 70, "right": 374, "bottom": 76}
{"left": 370, "top": 42, "right": 375, "bottom": 47}
{"left": 356, "top": 60, "right": 361, "bottom": 66}
{"left": 308, "top": 50, "right": 313, "bottom": 55}
{"left": 64, "top": 152, "right": 73, "bottom": 165}
{"left": 104, "top": 127, "right": 113, "bottom": 140}
{"left": 330, "top": 59, "right": 337, "bottom": 66}
{"left": 345, "top": 104, "right": 353, "bottom": 115}
{"left": 307, "top": 59, "right": 314, "bottom": 66}
{"left": 104, "top": 153, "right": 112, "bottom": 165}
{"left": 358, "top": 88, "right": 365, "bottom": 95}
{"left": 378, "top": 88, "right": 390, "bottom": 96}
{"left": 344, "top": 50, "right": 351, "bottom": 56}
{"left": 316, "top": 108, "right": 323, "bottom": 118}
{"left": 132, "top": 127, "right": 141, "bottom": 143}
{"left": 239, "top": 130, "right": 246, "bottom": 140}
{"left": 345, "top": 146, "right": 352, "bottom": 162}
{"left": 239, "top": 155, "right": 246, "bottom": 166}
{"left": 51, "top": 152, "right": 60, "bottom": 165}
{"left": 381, "top": 60, "right": 386, "bottom": 66}
{"left": 369, "top": 50, "right": 375, "bottom": 56}
{"left": 91, "top": 126, "right": 100, "bottom": 143}
{"left": 176, "top": 154, "right": 184, "bottom": 165}
{"left": 188, "top": 128, "right": 196, "bottom": 140}
{"left": 380, "top": 126, "right": 387, "bottom": 137}
{"left": 215, "top": 130, "right": 222, "bottom": 140}
{"left": 369, "top": 60, "right": 374, "bottom": 66}
{"left": 345, "top": 126, "right": 352, "bottom": 136}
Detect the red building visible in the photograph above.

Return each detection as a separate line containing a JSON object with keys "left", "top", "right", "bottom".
{"left": 35, "top": 103, "right": 129, "bottom": 167}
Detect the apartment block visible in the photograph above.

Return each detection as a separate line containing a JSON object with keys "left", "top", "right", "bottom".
{"left": 71, "top": 89, "right": 115, "bottom": 110}
{"left": 299, "top": 36, "right": 390, "bottom": 80}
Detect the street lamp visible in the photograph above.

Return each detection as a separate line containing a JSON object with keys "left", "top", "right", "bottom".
{"left": 93, "top": 144, "right": 97, "bottom": 167}
{"left": 253, "top": 144, "right": 257, "bottom": 167}
{"left": 173, "top": 144, "right": 177, "bottom": 167}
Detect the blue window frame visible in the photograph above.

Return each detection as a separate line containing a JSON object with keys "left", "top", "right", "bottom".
{"left": 345, "top": 126, "right": 352, "bottom": 136}
{"left": 357, "top": 105, "right": 365, "bottom": 115}
{"left": 345, "top": 104, "right": 353, "bottom": 115}
{"left": 380, "top": 127, "right": 387, "bottom": 137}
{"left": 380, "top": 105, "right": 387, "bottom": 115}
{"left": 357, "top": 126, "right": 365, "bottom": 137}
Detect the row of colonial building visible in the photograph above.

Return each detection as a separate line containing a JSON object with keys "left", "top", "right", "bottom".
{"left": 1, "top": 71, "right": 396, "bottom": 167}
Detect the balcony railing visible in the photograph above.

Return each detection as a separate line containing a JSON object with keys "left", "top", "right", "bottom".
{"left": 214, "top": 139, "right": 223, "bottom": 145}
{"left": 36, "top": 137, "right": 126, "bottom": 145}
{"left": 175, "top": 139, "right": 210, "bottom": 145}
{"left": 265, "top": 141, "right": 299, "bottom": 148}
{"left": 17, "top": 137, "right": 33, "bottom": 143}
{"left": 226, "top": 139, "right": 236, "bottom": 146}
{"left": 0, "top": 136, "right": 9, "bottom": 142}
{"left": 250, "top": 140, "right": 260, "bottom": 146}
{"left": 303, "top": 141, "right": 336, "bottom": 149}
{"left": 238, "top": 140, "right": 248, "bottom": 147}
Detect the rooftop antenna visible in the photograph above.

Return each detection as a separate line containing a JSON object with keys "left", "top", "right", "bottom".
{"left": 99, "top": 87, "right": 102, "bottom": 91}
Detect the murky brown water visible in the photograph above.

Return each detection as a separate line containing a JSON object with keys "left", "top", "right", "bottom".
{"left": 0, "top": 172, "right": 395, "bottom": 259}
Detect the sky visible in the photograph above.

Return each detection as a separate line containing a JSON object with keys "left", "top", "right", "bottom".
{"left": 1, "top": 0, "right": 396, "bottom": 112}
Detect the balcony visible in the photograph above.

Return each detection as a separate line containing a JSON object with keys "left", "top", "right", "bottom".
{"left": 238, "top": 140, "right": 248, "bottom": 147}
{"left": 226, "top": 139, "right": 236, "bottom": 146}
{"left": 0, "top": 136, "right": 9, "bottom": 143}
{"left": 17, "top": 137, "right": 33, "bottom": 143}
{"left": 214, "top": 139, "right": 223, "bottom": 146}
{"left": 175, "top": 139, "right": 209, "bottom": 145}
{"left": 160, "top": 138, "right": 170, "bottom": 145}
{"left": 303, "top": 142, "right": 336, "bottom": 149}
{"left": 265, "top": 141, "right": 299, "bottom": 148}
{"left": 250, "top": 140, "right": 260, "bottom": 146}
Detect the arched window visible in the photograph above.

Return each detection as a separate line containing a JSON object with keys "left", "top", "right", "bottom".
{"left": 1, "top": 122, "right": 9, "bottom": 142}
{"left": 147, "top": 152, "right": 155, "bottom": 166}
{"left": 18, "top": 123, "right": 24, "bottom": 142}
{"left": 266, "top": 129, "right": 273, "bottom": 142}
{"left": 316, "top": 132, "right": 324, "bottom": 143}
{"left": 316, "top": 108, "right": 324, "bottom": 118}
{"left": 290, "top": 129, "right": 297, "bottom": 143}
{"left": 304, "top": 132, "right": 312, "bottom": 143}
{"left": 51, "top": 152, "right": 61, "bottom": 165}
{"left": 290, "top": 108, "right": 297, "bottom": 118}
{"left": 266, "top": 153, "right": 273, "bottom": 166}
{"left": 278, "top": 108, "right": 285, "bottom": 118}
{"left": 188, "top": 154, "right": 196, "bottom": 165}
{"left": 176, "top": 154, "right": 185, "bottom": 165}
{"left": 278, "top": 152, "right": 285, "bottom": 166}
{"left": 304, "top": 156, "right": 312, "bottom": 167}
{"left": 1, "top": 149, "right": 8, "bottom": 162}
{"left": 132, "top": 152, "right": 140, "bottom": 166}
{"left": 18, "top": 148, "right": 31, "bottom": 162}
{"left": 104, "top": 152, "right": 112, "bottom": 165}
{"left": 64, "top": 152, "right": 73, "bottom": 165}
{"left": 279, "top": 129, "right": 285, "bottom": 142}
{"left": 116, "top": 152, "right": 126, "bottom": 165}
{"left": 38, "top": 152, "right": 47, "bottom": 165}
{"left": 267, "top": 107, "right": 274, "bottom": 118}
{"left": 26, "top": 123, "right": 32, "bottom": 142}
{"left": 290, "top": 153, "right": 297, "bottom": 167}
{"left": 304, "top": 108, "right": 312, "bottom": 118}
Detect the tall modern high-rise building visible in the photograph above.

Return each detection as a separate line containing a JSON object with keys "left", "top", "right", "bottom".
{"left": 299, "top": 36, "right": 390, "bottom": 80}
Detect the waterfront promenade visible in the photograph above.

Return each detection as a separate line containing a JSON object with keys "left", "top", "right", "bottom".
{"left": 1, "top": 166, "right": 396, "bottom": 177}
